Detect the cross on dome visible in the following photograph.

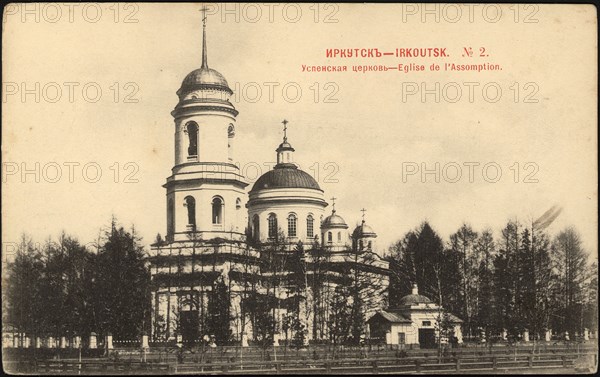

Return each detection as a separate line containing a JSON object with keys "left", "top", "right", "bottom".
{"left": 282, "top": 119, "right": 289, "bottom": 142}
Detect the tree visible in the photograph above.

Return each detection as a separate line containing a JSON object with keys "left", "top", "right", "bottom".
{"left": 552, "top": 227, "right": 588, "bottom": 335}
{"left": 4, "top": 235, "right": 45, "bottom": 344}
{"left": 529, "top": 227, "right": 556, "bottom": 340}
{"left": 448, "top": 223, "right": 479, "bottom": 339}
{"left": 474, "top": 229, "right": 495, "bottom": 344}
{"left": 387, "top": 231, "right": 418, "bottom": 305}
{"left": 92, "top": 220, "right": 152, "bottom": 340}
{"left": 328, "top": 285, "right": 351, "bottom": 346}
{"left": 582, "top": 262, "right": 598, "bottom": 334}
{"left": 308, "top": 240, "right": 331, "bottom": 341}
{"left": 206, "top": 276, "right": 231, "bottom": 344}
{"left": 493, "top": 220, "right": 521, "bottom": 338}
{"left": 388, "top": 222, "right": 452, "bottom": 304}
{"left": 346, "top": 241, "right": 388, "bottom": 345}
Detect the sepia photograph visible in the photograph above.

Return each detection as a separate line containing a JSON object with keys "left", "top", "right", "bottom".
{"left": 1, "top": 2, "right": 598, "bottom": 374}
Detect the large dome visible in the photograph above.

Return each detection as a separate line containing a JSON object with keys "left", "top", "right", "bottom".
{"left": 251, "top": 165, "right": 321, "bottom": 192}
{"left": 177, "top": 67, "right": 232, "bottom": 95}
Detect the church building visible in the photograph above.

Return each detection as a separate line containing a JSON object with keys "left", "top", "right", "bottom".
{"left": 148, "top": 13, "right": 389, "bottom": 346}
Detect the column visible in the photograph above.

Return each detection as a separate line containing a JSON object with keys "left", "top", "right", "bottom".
{"left": 89, "top": 332, "right": 97, "bottom": 349}
{"left": 106, "top": 333, "right": 113, "bottom": 350}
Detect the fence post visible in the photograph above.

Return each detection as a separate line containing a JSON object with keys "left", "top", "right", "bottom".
{"left": 276, "top": 362, "right": 282, "bottom": 373}
{"left": 528, "top": 355, "right": 533, "bottom": 368}
{"left": 372, "top": 360, "right": 378, "bottom": 373}
{"left": 493, "top": 356, "right": 498, "bottom": 370}
{"left": 562, "top": 355, "right": 567, "bottom": 367}
{"left": 415, "top": 360, "right": 421, "bottom": 373}
{"left": 456, "top": 357, "right": 461, "bottom": 371}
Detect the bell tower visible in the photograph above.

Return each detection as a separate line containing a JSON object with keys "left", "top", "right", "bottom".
{"left": 164, "top": 8, "right": 247, "bottom": 242}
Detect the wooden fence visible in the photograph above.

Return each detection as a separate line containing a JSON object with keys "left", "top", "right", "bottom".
{"left": 3, "top": 351, "right": 596, "bottom": 374}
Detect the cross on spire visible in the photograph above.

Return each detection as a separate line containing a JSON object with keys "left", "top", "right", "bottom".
{"left": 201, "top": 5, "right": 208, "bottom": 26}
{"left": 361, "top": 208, "right": 367, "bottom": 222}
{"left": 282, "top": 119, "right": 289, "bottom": 142}
{"left": 200, "top": 5, "right": 209, "bottom": 68}
{"left": 330, "top": 197, "right": 337, "bottom": 212}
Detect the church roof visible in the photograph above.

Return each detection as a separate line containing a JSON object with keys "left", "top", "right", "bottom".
{"left": 178, "top": 67, "right": 232, "bottom": 95}
{"left": 177, "top": 11, "right": 232, "bottom": 96}
{"left": 369, "top": 310, "right": 412, "bottom": 324}
{"left": 250, "top": 164, "right": 321, "bottom": 192}
{"left": 352, "top": 221, "right": 377, "bottom": 238}
{"left": 397, "top": 293, "right": 433, "bottom": 306}
{"left": 396, "top": 284, "right": 433, "bottom": 306}
{"left": 322, "top": 211, "right": 348, "bottom": 229}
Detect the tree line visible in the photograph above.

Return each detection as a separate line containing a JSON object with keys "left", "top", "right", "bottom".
{"left": 3, "top": 217, "right": 597, "bottom": 346}
{"left": 3, "top": 218, "right": 151, "bottom": 345}
{"left": 387, "top": 220, "right": 597, "bottom": 342}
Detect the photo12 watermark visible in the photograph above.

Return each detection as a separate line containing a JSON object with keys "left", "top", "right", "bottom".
{"left": 401, "top": 161, "right": 540, "bottom": 183}
{"left": 2, "top": 161, "right": 141, "bottom": 184}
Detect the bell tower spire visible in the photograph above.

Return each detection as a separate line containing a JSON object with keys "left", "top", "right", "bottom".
{"left": 165, "top": 7, "right": 247, "bottom": 243}
{"left": 201, "top": 5, "right": 209, "bottom": 69}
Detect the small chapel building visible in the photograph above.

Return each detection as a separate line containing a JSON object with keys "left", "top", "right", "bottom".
{"left": 367, "top": 284, "right": 463, "bottom": 348}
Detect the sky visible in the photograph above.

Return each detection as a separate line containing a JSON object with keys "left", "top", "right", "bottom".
{"left": 2, "top": 3, "right": 597, "bottom": 260}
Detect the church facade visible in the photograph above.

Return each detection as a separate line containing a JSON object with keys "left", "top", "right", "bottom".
{"left": 147, "top": 16, "right": 389, "bottom": 346}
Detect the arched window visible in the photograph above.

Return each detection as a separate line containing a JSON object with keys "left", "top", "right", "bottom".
{"left": 212, "top": 197, "right": 223, "bottom": 224}
{"left": 287, "top": 213, "right": 297, "bottom": 237}
{"left": 337, "top": 232, "right": 342, "bottom": 242}
{"left": 368, "top": 241, "right": 372, "bottom": 250}
{"left": 328, "top": 232, "right": 332, "bottom": 243}
{"left": 268, "top": 213, "right": 278, "bottom": 239}
{"left": 236, "top": 198, "right": 242, "bottom": 210}
{"left": 185, "top": 122, "right": 198, "bottom": 157}
{"left": 184, "top": 196, "right": 196, "bottom": 226}
{"left": 252, "top": 215, "right": 260, "bottom": 241}
{"left": 306, "top": 215, "right": 314, "bottom": 238}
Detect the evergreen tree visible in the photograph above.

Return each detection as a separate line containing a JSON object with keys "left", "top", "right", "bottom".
{"left": 552, "top": 227, "right": 588, "bottom": 335}
{"left": 474, "top": 229, "right": 495, "bottom": 342}
{"left": 4, "top": 235, "right": 45, "bottom": 342}
{"left": 206, "top": 276, "right": 231, "bottom": 344}
{"left": 92, "top": 220, "right": 151, "bottom": 340}
{"left": 328, "top": 285, "right": 352, "bottom": 345}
